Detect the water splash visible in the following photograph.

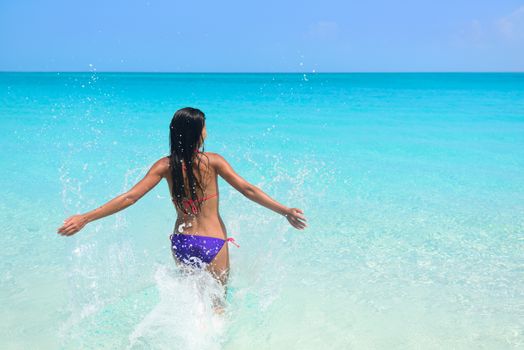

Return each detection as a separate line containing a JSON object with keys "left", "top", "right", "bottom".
{"left": 127, "top": 265, "right": 228, "bottom": 350}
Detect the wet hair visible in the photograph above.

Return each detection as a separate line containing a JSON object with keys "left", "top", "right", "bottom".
{"left": 168, "top": 107, "right": 209, "bottom": 215}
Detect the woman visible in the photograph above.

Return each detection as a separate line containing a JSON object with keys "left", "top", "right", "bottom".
{"left": 57, "top": 107, "right": 307, "bottom": 309}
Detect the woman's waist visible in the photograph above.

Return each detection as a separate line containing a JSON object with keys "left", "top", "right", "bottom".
{"left": 173, "top": 217, "right": 225, "bottom": 238}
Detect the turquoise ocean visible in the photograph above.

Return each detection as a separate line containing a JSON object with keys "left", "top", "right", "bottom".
{"left": 1, "top": 72, "right": 523, "bottom": 349}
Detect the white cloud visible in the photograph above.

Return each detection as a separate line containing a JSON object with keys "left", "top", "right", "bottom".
{"left": 496, "top": 5, "right": 524, "bottom": 39}
{"left": 454, "top": 5, "right": 524, "bottom": 48}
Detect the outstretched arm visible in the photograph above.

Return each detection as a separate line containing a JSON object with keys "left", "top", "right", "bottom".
{"left": 212, "top": 153, "right": 307, "bottom": 230}
{"left": 57, "top": 158, "right": 167, "bottom": 236}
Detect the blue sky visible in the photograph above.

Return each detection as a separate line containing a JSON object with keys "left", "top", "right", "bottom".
{"left": 1, "top": 0, "right": 523, "bottom": 72}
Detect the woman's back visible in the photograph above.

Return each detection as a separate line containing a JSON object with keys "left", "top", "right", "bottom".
{"left": 164, "top": 152, "right": 227, "bottom": 239}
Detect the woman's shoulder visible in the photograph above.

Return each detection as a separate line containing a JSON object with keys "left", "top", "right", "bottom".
{"left": 201, "top": 151, "right": 225, "bottom": 159}
{"left": 200, "top": 152, "right": 225, "bottom": 166}
{"left": 159, "top": 156, "right": 171, "bottom": 165}
{"left": 153, "top": 156, "right": 171, "bottom": 175}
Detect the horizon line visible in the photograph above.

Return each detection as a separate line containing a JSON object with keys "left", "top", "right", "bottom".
{"left": 0, "top": 70, "right": 523, "bottom": 74}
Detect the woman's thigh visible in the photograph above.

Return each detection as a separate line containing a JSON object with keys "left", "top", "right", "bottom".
{"left": 207, "top": 243, "right": 230, "bottom": 286}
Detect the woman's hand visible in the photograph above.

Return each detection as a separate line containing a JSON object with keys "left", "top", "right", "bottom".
{"left": 57, "top": 214, "right": 89, "bottom": 236}
{"left": 284, "top": 208, "right": 307, "bottom": 230}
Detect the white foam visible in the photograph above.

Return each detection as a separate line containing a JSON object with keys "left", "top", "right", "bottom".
{"left": 127, "top": 265, "right": 228, "bottom": 350}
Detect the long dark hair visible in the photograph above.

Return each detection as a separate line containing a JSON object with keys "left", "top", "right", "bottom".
{"left": 169, "top": 107, "right": 209, "bottom": 215}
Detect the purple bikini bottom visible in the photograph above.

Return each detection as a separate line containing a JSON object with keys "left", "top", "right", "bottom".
{"left": 170, "top": 233, "right": 228, "bottom": 268}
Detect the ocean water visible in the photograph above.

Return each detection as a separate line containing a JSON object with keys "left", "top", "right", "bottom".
{"left": 0, "top": 72, "right": 523, "bottom": 349}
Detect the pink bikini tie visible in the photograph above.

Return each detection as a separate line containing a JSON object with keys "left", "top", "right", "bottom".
{"left": 226, "top": 237, "right": 240, "bottom": 247}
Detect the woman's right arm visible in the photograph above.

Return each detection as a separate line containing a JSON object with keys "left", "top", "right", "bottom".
{"left": 211, "top": 152, "right": 307, "bottom": 230}
{"left": 57, "top": 157, "right": 168, "bottom": 236}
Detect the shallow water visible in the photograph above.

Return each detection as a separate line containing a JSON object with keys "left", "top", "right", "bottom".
{"left": 1, "top": 72, "right": 523, "bottom": 349}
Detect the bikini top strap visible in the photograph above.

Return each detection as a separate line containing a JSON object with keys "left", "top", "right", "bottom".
{"left": 200, "top": 193, "right": 218, "bottom": 202}
{"left": 178, "top": 193, "right": 218, "bottom": 215}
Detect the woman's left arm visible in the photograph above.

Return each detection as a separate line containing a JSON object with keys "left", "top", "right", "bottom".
{"left": 57, "top": 158, "right": 167, "bottom": 236}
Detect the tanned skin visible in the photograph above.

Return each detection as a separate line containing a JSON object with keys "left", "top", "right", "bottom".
{"left": 57, "top": 127, "right": 307, "bottom": 311}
